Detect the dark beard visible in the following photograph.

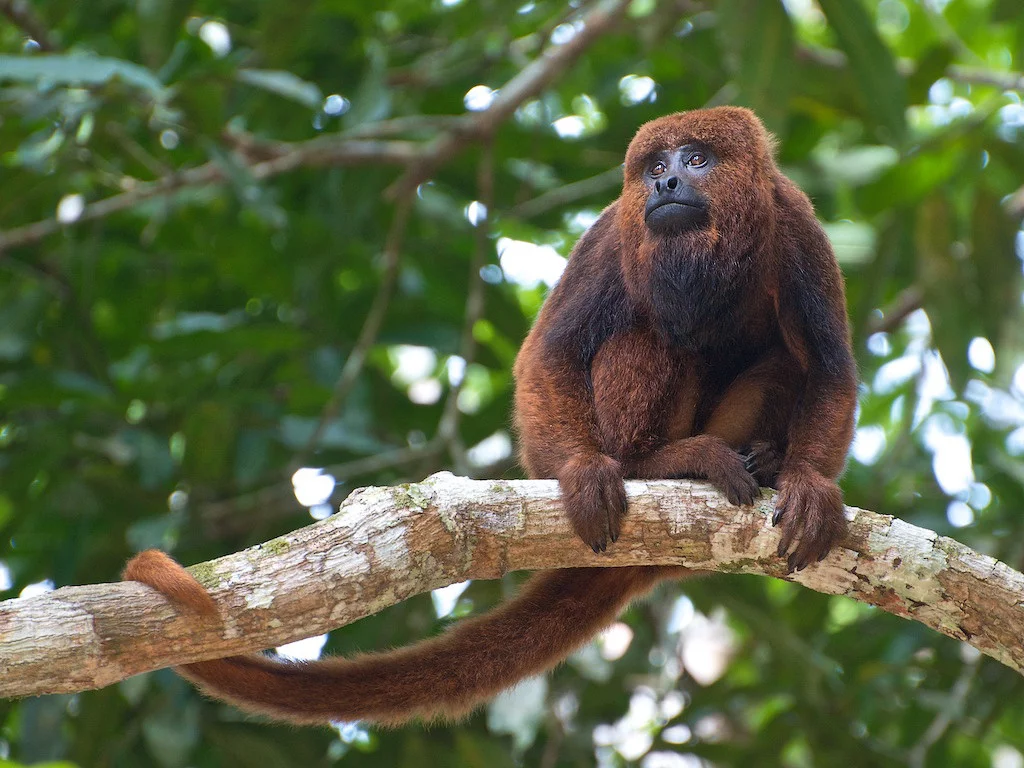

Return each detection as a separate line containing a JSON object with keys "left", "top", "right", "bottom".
{"left": 647, "top": 243, "right": 746, "bottom": 351}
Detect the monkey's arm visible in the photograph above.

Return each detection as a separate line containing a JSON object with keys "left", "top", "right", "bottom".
{"left": 771, "top": 179, "right": 858, "bottom": 570}
{"left": 513, "top": 205, "right": 632, "bottom": 552}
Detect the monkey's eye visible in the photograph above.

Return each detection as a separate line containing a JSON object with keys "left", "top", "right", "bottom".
{"left": 687, "top": 152, "right": 707, "bottom": 167}
{"left": 650, "top": 161, "right": 667, "bottom": 177}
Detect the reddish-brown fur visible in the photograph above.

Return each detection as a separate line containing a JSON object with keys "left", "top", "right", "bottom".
{"left": 123, "top": 107, "right": 856, "bottom": 727}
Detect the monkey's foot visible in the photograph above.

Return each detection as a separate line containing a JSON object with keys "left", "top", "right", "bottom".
{"left": 631, "top": 435, "right": 759, "bottom": 507}
{"left": 772, "top": 467, "right": 847, "bottom": 572}
{"left": 702, "top": 442, "right": 760, "bottom": 507}
{"left": 557, "top": 454, "right": 627, "bottom": 553}
{"left": 741, "top": 440, "right": 782, "bottom": 488}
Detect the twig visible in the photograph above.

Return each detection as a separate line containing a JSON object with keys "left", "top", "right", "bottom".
{"left": 4, "top": 474, "right": 1024, "bottom": 697}
{"left": 796, "top": 45, "right": 1024, "bottom": 92}
{"left": 907, "top": 651, "right": 980, "bottom": 768}
{"left": 508, "top": 165, "right": 623, "bottom": 219}
{"left": 0, "top": 0, "right": 55, "bottom": 51}
{"left": 293, "top": 194, "right": 415, "bottom": 467}
{"left": 0, "top": 138, "right": 419, "bottom": 254}
{"left": 340, "top": 115, "right": 464, "bottom": 140}
{"left": 383, "top": 0, "right": 632, "bottom": 200}
{"left": 105, "top": 121, "right": 172, "bottom": 178}
{"left": 200, "top": 442, "right": 442, "bottom": 538}
{"left": 435, "top": 143, "right": 495, "bottom": 467}
{"left": 866, "top": 285, "right": 925, "bottom": 336}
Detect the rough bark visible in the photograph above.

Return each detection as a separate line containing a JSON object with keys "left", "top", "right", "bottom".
{"left": 2, "top": 472, "right": 1022, "bottom": 699}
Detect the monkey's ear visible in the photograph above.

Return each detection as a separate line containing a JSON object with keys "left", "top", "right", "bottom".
{"left": 772, "top": 177, "right": 855, "bottom": 380}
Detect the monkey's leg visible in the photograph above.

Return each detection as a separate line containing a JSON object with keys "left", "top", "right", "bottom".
{"left": 628, "top": 347, "right": 801, "bottom": 504}
{"left": 701, "top": 347, "right": 801, "bottom": 488}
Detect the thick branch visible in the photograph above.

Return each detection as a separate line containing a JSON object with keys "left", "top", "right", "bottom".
{"left": 2, "top": 473, "right": 1022, "bottom": 699}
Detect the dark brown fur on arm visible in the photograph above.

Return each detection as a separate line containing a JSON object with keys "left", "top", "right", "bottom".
{"left": 768, "top": 176, "right": 858, "bottom": 570}
{"left": 514, "top": 205, "right": 635, "bottom": 551}
{"left": 122, "top": 106, "right": 858, "bottom": 727}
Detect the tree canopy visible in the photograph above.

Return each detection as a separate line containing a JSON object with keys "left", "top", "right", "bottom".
{"left": 1, "top": 0, "right": 1023, "bottom": 766}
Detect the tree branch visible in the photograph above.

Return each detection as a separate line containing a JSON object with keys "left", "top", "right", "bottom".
{"left": 796, "top": 45, "right": 1024, "bottom": 92}
{"left": 0, "top": 0, "right": 56, "bottom": 51}
{"left": 2, "top": 473, "right": 1023, "bottom": 699}
{"left": 0, "top": 139, "right": 419, "bottom": 254}
{"left": 293, "top": 192, "right": 415, "bottom": 467}
{"left": 0, "top": 0, "right": 628, "bottom": 255}
{"left": 383, "top": 0, "right": 631, "bottom": 199}
{"left": 508, "top": 165, "right": 624, "bottom": 220}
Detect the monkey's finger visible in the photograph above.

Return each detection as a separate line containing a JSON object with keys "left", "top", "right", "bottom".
{"left": 740, "top": 472, "right": 760, "bottom": 505}
{"left": 791, "top": 533, "right": 821, "bottom": 572}
{"left": 719, "top": 470, "right": 758, "bottom": 507}
{"left": 772, "top": 488, "right": 790, "bottom": 527}
{"left": 603, "top": 478, "right": 627, "bottom": 545}
{"left": 776, "top": 522, "right": 797, "bottom": 559}
{"left": 776, "top": 497, "right": 804, "bottom": 559}
{"left": 791, "top": 509, "right": 840, "bottom": 571}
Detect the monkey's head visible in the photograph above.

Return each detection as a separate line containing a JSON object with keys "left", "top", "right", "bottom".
{"left": 618, "top": 106, "right": 776, "bottom": 263}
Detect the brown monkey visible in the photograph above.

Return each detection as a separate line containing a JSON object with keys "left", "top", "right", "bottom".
{"left": 123, "top": 107, "right": 857, "bottom": 726}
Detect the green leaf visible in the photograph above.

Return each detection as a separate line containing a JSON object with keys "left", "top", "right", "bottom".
{"left": 906, "top": 44, "right": 955, "bottom": 105}
{"left": 916, "top": 195, "right": 972, "bottom": 387}
{"left": 856, "top": 146, "right": 963, "bottom": 214}
{"left": 0, "top": 54, "right": 168, "bottom": 101}
{"left": 817, "top": 0, "right": 907, "bottom": 143}
{"left": 822, "top": 220, "right": 876, "bottom": 267}
{"left": 717, "top": 0, "right": 795, "bottom": 133}
{"left": 236, "top": 68, "right": 323, "bottom": 109}
{"left": 971, "top": 188, "right": 1023, "bottom": 353}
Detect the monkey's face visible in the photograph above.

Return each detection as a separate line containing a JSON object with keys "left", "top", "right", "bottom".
{"left": 619, "top": 108, "right": 776, "bottom": 266}
{"left": 641, "top": 144, "right": 714, "bottom": 236}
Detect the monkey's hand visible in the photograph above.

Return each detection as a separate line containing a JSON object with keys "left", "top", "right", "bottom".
{"left": 773, "top": 465, "right": 847, "bottom": 572}
{"left": 557, "top": 453, "right": 627, "bottom": 553}
{"left": 741, "top": 440, "right": 783, "bottom": 488}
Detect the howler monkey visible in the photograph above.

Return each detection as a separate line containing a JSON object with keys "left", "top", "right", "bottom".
{"left": 123, "top": 107, "right": 857, "bottom": 726}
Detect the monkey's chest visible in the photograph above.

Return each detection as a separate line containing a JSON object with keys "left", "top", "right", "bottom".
{"left": 588, "top": 329, "right": 693, "bottom": 459}
{"left": 589, "top": 328, "right": 769, "bottom": 460}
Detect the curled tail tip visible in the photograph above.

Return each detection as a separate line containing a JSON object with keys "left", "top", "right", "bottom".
{"left": 123, "top": 549, "right": 218, "bottom": 617}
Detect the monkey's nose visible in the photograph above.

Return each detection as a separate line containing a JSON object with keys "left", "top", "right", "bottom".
{"left": 654, "top": 176, "right": 681, "bottom": 194}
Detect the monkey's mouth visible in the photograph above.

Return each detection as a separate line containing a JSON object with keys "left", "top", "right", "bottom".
{"left": 644, "top": 201, "right": 707, "bottom": 234}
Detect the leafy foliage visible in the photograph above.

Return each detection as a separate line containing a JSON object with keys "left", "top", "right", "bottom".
{"left": 1, "top": 0, "right": 1023, "bottom": 766}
